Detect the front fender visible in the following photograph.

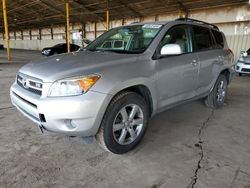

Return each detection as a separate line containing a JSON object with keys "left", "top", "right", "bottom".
{"left": 108, "top": 77, "right": 158, "bottom": 115}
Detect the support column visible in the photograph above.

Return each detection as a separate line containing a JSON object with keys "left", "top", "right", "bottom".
{"left": 39, "top": 28, "right": 42, "bottom": 40}
{"left": 21, "top": 30, "right": 24, "bottom": 40}
{"left": 29, "top": 29, "right": 32, "bottom": 40}
{"left": 2, "top": 0, "right": 10, "bottom": 61}
{"left": 66, "top": 0, "right": 70, "bottom": 53}
{"left": 81, "top": 23, "right": 86, "bottom": 47}
{"left": 14, "top": 30, "right": 17, "bottom": 40}
{"left": 94, "top": 22, "right": 97, "bottom": 39}
{"left": 82, "top": 23, "right": 85, "bottom": 38}
{"left": 51, "top": 25, "right": 54, "bottom": 40}
{"left": 106, "top": 0, "right": 109, "bottom": 31}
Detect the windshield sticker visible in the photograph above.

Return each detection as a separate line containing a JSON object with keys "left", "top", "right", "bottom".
{"left": 142, "top": 24, "right": 162, "bottom": 29}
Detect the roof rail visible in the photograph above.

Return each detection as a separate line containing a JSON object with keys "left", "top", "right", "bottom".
{"left": 176, "top": 18, "right": 219, "bottom": 30}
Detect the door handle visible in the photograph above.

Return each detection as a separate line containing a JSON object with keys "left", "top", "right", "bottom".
{"left": 191, "top": 60, "right": 198, "bottom": 66}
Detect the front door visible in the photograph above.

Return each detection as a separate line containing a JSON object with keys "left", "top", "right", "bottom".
{"left": 155, "top": 25, "right": 199, "bottom": 109}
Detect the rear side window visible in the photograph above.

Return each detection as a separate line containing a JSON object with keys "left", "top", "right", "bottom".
{"left": 212, "top": 30, "right": 224, "bottom": 49}
{"left": 192, "top": 26, "right": 213, "bottom": 51}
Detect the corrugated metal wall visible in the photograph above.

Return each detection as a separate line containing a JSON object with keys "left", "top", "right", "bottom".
{"left": 226, "top": 34, "right": 250, "bottom": 60}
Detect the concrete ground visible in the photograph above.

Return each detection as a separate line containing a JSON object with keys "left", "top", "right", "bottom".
{"left": 0, "top": 49, "right": 42, "bottom": 63}
{"left": 0, "top": 50, "right": 250, "bottom": 188}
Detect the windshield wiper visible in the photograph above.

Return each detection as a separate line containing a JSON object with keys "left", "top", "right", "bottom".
{"left": 102, "top": 49, "right": 141, "bottom": 54}
{"left": 86, "top": 49, "right": 141, "bottom": 54}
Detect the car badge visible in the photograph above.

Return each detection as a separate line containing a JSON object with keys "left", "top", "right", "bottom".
{"left": 22, "top": 78, "right": 29, "bottom": 89}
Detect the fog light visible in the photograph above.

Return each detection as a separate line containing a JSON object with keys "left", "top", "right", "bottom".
{"left": 66, "top": 120, "right": 77, "bottom": 129}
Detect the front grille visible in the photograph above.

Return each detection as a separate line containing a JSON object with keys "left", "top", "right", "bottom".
{"left": 16, "top": 74, "right": 43, "bottom": 96}
{"left": 242, "top": 68, "right": 250, "bottom": 73}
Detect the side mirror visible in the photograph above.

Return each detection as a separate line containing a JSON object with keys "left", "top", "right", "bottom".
{"left": 160, "top": 44, "right": 182, "bottom": 56}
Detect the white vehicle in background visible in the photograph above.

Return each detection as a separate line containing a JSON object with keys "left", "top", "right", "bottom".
{"left": 235, "top": 48, "right": 250, "bottom": 76}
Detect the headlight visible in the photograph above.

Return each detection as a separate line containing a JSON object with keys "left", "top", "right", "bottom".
{"left": 48, "top": 74, "right": 100, "bottom": 97}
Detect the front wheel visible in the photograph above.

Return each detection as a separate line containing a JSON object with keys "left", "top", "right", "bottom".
{"left": 96, "top": 92, "right": 149, "bottom": 154}
{"left": 205, "top": 74, "right": 228, "bottom": 109}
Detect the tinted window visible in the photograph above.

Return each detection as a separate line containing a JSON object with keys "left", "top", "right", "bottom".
{"left": 53, "top": 43, "right": 64, "bottom": 48}
{"left": 212, "top": 30, "right": 224, "bottom": 49}
{"left": 192, "top": 26, "right": 213, "bottom": 51}
{"left": 160, "top": 25, "right": 192, "bottom": 53}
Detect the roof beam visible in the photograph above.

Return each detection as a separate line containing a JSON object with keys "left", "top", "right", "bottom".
{"left": 72, "top": 0, "right": 105, "bottom": 21}
{"left": 39, "top": 0, "right": 65, "bottom": 15}
{"left": 117, "top": 0, "right": 143, "bottom": 17}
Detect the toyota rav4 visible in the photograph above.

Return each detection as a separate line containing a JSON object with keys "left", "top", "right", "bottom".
{"left": 10, "top": 18, "right": 234, "bottom": 154}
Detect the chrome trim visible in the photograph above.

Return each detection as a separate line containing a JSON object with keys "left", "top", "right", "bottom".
{"left": 17, "top": 73, "right": 43, "bottom": 95}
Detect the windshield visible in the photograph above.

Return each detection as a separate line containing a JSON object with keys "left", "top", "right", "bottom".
{"left": 86, "top": 24, "right": 162, "bottom": 54}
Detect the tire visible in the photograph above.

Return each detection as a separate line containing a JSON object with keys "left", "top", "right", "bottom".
{"left": 239, "top": 73, "right": 242, "bottom": 76}
{"left": 205, "top": 74, "right": 228, "bottom": 109}
{"left": 96, "top": 91, "right": 149, "bottom": 154}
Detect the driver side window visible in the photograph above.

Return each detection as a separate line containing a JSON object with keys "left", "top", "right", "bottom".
{"left": 161, "top": 25, "right": 192, "bottom": 54}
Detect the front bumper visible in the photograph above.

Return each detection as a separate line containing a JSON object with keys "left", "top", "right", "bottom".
{"left": 10, "top": 82, "right": 112, "bottom": 136}
{"left": 235, "top": 62, "right": 250, "bottom": 74}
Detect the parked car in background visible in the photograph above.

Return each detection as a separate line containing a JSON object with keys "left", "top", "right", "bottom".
{"left": 41, "top": 43, "right": 80, "bottom": 56}
{"left": 235, "top": 48, "right": 250, "bottom": 76}
{"left": 0, "top": 44, "right": 4, "bottom": 50}
{"left": 11, "top": 18, "right": 234, "bottom": 154}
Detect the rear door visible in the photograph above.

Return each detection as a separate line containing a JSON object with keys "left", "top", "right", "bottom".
{"left": 191, "top": 26, "right": 222, "bottom": 94}
{"left": 155, "top": 25, "right": 200, "bottom": 109}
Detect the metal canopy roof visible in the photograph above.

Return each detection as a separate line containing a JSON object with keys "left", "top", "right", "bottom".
{"left": 0, "top": 0, "right": 248, "bottom": 32}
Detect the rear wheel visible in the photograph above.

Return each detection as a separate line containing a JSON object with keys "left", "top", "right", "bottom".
{"left": 205, "top": 74, "right": 228, "bottom": 109}
{"left": 96, "top": 91, "right": 149, "bottom": 154}
{"left": 239, "top": 73, "right": 242, "bottom": 76}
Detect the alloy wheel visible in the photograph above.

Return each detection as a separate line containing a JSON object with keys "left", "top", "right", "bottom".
{"left": 112, "top": 104, "right": 144, "bottom": 145}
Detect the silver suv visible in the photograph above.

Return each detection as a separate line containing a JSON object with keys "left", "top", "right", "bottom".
{"left": 10, "top": 18, "right": 234, "bottom": 154}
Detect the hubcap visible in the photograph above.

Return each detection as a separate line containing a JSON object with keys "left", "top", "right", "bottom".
{"left": 217, "top": 80, "right": 226, "bottom": 103}
{"left": 112, "top": 104, "right": 144, "bottom": 145}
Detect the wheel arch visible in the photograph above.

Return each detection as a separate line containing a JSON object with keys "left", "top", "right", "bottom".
{"left": 114, "top": 85, "right": 154, "bottom": 117}
{"left": 220, "top": 68, "right": 230, "bottom": 83}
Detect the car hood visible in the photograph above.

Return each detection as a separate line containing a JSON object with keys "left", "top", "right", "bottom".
{"left": 19, "top": 50, "right": 139, "bottom": 82}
